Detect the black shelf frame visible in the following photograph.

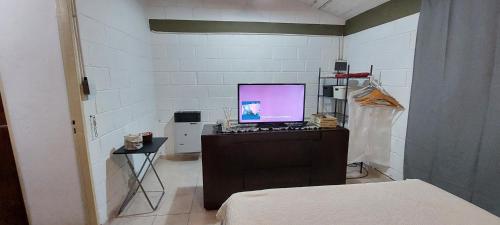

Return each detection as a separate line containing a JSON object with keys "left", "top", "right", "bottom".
{"left": 316, "top": 65, "right": 373, "bottom": 174}
{"left": 316, "top": 65, "right": 373, "bottom": 127}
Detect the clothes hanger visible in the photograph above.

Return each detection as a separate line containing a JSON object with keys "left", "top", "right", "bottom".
{"left": 351, "top": 80, "right": 376, "bottom": 99}
{"left": 352, "top": 75, "right": 383, "bottom": 99}
{"left": 356, "top": 88, "right": 402, "bottom": 107}
{"left": 354, "top": 77, "right": 404, "bottom": 109}
{"left": 358, "top": 90, "right": 399, "bottom": 107}
{"left": 352, "top": 86, "right": 375, "bottom": 98}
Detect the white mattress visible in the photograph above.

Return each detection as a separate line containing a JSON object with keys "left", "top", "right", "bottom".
{"left": 217, "top": 179, "right": 500, "bottom": 225}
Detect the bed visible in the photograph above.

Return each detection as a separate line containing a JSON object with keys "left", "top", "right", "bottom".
{"left": 216, "top": 179, "right": 500, "bottom": 225}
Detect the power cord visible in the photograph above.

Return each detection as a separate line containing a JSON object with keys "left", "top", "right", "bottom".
{"left": 90, "top": 115, "right": 98, "bottom": 138}
{"left": 346, "top": 163, "right": 369, "bottom": 179}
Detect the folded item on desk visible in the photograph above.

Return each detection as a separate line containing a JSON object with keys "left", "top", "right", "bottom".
{"left": 311, "top": 114, "right": 338, "bottom": 128}
{"left": 124, "top": 134, "right": 143, "bottom": 150}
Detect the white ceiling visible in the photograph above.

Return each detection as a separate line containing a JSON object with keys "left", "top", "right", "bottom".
{"left": 298, "top": 0, "right": 389, "bottom": 19}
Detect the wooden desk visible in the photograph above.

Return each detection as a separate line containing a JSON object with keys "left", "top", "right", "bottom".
{"left": 201, "top": 125, "right": 349, "bottom": 209}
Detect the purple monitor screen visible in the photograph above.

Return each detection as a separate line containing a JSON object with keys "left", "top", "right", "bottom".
{"left": 238, "top": 84, "right": 305, "bottom": 123}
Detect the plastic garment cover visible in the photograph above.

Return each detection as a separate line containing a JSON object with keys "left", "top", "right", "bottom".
{"left": 347, "top": 89, "right": 401, "bottom": 167}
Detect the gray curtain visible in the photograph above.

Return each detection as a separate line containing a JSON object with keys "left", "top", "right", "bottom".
{"left": 405, "top": 0, "right": 500, "bottom": 216}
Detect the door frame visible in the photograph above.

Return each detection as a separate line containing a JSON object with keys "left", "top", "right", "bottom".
{"left": 55, "top": 0, "right": 99, "bottom": 224}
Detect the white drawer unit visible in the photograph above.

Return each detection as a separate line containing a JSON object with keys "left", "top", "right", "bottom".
{"left": 174, "top": 111, "right": 202, "bottom": 153}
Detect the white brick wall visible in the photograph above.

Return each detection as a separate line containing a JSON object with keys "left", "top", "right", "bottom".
{"left": 144, "top": 0, "right": 345, "bottom": 25}
{"left": 146, "top": 1, "right": 344, "bottom": 149}
{"left": 76, "top": 0, "right": 157, "bottom": 223}
{"left": 152, "top": 33, "right": 340, "bottom": 126}
{"left": 344, "top": 13, "right": 419, "bottom": 180}
{"left": 151, "top": 33, "right": 339, "bottom": 156}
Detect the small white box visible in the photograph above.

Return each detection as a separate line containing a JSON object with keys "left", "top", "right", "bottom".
{"left": 175, "top": 122, "right": 202, "bottom": 153}
{"left": 333, "top": 86, "right": 347, "bottom": 99}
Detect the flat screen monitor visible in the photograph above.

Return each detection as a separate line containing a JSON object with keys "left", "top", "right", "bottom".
{"left": 238, "top": 84, "right": 305, "bottom": 124}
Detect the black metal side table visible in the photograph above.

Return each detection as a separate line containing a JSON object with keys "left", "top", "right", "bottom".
{"left": 113, "top": 137, "right": 167, "bottom": 213}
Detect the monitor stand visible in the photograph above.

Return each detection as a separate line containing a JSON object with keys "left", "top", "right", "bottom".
{"left": 256, "top": 123, "right": 287, "bottom": 128}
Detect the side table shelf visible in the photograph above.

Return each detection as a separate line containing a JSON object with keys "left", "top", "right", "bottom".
{"left": 113, "top": 137, "right": 168, "bottom": 214}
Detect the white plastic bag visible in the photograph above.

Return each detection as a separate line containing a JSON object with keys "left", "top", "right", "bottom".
{"left": 347, "top": 90, "right": 400, "bottom": 167}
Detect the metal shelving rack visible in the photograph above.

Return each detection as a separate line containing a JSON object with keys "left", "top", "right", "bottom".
{"left": 316, "top": 65, "right": 373, "bottom": 174}
{"left": 316, "top": 65, "right": 373, "bottom": 127}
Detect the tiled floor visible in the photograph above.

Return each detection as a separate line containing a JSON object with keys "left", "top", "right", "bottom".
{"left": 109, "top": 157, "right": 392, "bottom": 225}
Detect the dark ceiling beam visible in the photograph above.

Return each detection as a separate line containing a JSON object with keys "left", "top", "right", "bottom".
{"left": 149, "top": 0, "right": 422, "bottom": 36}
{"left": 344, "top": 0, "right": 421, "bottom": 35}
{"left": 149, "top": 19, "right": 344, "bottom": 36}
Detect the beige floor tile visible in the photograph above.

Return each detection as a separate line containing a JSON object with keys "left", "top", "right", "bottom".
{"left": 346, "top": 164, "right": 366, "bottom": 178}
{"left": 156, "top": 187, "right": 195, "bottom": 215}
{"left": 109, "top": 215, "right": 156, "bottom": 225}
{"left": 190, "top": 186, "right": 207, "bottom": 213}
{"left": 187, "top": 211, "right": 220, "bottom": 225}
{"left": 153, "top": 214, "right": 190, "bottom": 225}
{"left": 142, "top": 162, "right": 199, "bottom": 190}
{"left": 119, "top": 192, "right": 162, "bottom": 217}
{"left": 346, "top": 179, "right": 363, "bottom": 184}
{"left": 164, "top": 179, "right": 199, "bottom": 193}
{"left": 346, "top": 165, "right": 392, "bottom": 183}
{"left": 159, "top": 164, "right": 199, "bottom": 186}
{"left": 197, "top": 173, "right": 203, "bottom": 186}
{"left": 139, "top": 174, "right": 166, "bottom": 192}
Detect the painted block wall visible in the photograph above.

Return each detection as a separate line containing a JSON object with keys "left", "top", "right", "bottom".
{"left": 152, "top": 33, "right": 340, "bottom": 124}
{"left": 0, "top": 1, "right": 87, "bottom": 224}
{"left": 75, "top": 0, "right": 157, "bottom": 223}
{"left": 151, "top": 33, "right": 341, "bottom": 157}
{"left": 145, "top": 0, "right": 344, "bottom": 25}
{"left": 344, "top": 13, "right": 419, "bottom": 180}
{"left": 145, "top": 0, "right": 343, "bottom": 154}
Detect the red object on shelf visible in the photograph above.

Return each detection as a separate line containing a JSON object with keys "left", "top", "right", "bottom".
{"left": 335, "top": 72, "right": 370, "bottom": 78}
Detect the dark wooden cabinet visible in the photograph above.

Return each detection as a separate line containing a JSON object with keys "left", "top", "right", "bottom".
{"left": 201, "top": 125, "right": 349, "bottom": 209}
